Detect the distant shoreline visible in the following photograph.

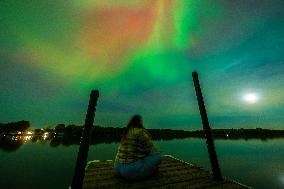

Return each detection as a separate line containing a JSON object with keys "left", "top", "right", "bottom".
{"left": 1, "top": 121, "right": 284, "bottom": 152}
{"left": 1, "top": 120, "right": 284, "bottom": 140}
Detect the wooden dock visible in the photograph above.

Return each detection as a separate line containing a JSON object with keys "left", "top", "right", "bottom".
{"left": 82, "top": 155, "right": 250, "bottom": 189}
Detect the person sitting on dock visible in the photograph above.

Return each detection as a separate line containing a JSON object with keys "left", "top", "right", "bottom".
{"left": 114, "top": 115, "right": 163, "bottom": 180}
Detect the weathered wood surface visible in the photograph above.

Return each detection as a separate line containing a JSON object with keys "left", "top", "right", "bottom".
{"left": 83, "top": 155, "right": 250, "bottom": 189}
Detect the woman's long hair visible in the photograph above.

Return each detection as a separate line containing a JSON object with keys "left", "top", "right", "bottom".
{"left": 122, "top": 115, "right": 144, "bottom": 139}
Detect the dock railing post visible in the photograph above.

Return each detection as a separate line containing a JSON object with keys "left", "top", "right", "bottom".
{"left": 192, "top": 72, "right": 222, "bottom": 180}
{"left": 71, "top": 90, "right": 99, "bottom": 189}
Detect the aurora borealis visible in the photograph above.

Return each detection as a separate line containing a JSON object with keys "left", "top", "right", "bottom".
{"left": 1, "top": 0, "right": 284, "bottom": 129}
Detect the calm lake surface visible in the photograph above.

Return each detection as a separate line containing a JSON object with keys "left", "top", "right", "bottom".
{"left": 0, "top": 138, "right": 283, "bottom": 189}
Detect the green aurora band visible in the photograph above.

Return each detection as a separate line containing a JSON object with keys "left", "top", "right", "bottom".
{"left": 0, "top": 0, "right": 284, "bottom": 129}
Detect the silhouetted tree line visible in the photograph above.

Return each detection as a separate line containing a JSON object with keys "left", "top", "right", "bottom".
{"left": 1, "top": 121, "right": 284, "bottom": 151}
{"left": 0, "top": 120, "right": 30, "bottom": 133}
{"left": 46, "top": 124, "right": 284, "bottom": 147}
{"left": 45, "top": 124, "right": 193, "bottom": 147}
{"left": 190, "top": 128, "right": 284, "bottom": 140}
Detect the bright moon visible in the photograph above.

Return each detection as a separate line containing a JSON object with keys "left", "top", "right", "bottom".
{"left": 242, "top": 93, "right": 259, "bottom": 104}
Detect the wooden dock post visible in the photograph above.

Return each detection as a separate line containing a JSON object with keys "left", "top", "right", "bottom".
{"left": 71, "top": 90, "right": 99, "bottom": 189}
{"left": 192, "top": 72, "right": 222, "bottom": 180}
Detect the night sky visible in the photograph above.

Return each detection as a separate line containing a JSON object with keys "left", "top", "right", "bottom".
{"left": 1, "top": 0, "right": 284, "bottom": 130}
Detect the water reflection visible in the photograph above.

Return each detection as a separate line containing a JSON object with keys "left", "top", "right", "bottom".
{"left": 0, "top": 130, "right": 35, "bottom": 150}
{"left": 1, "top": 131, "right": 283, "bottom": 153}
{"left": 42, "top": 132, "right": 49, "bottom": 140}
{"left": 0, "top": 134, "right": 283, "bottom": 189}
{"left": 1, "top": 131, "right": 197, "bottom": 151}
{"left": 280, "top": 175, "right": 284, "bottom": 185}
{"left": 0, "top": 133, "right": 47, "bottom": 152}
{"left": 0, "top": 133, "right": 116, "bottom": 152}
{"left": 0, "top": 136, "right": 24, "bottom": 152}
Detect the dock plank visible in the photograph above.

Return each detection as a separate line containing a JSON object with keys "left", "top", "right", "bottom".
{"left": 83, "top": 155, "right": 250, "bottom": 189}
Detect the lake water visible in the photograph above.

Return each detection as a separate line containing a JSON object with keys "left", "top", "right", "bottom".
{"left": 0, "top": 138, "right": 283, "bottom": 189}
